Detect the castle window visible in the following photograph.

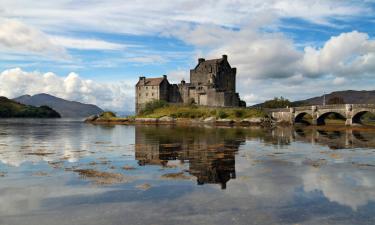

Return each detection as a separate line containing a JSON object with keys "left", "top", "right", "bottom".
{"left": 146, "top": 86, "right": 148, "bottom": 90}
{"left": 146, "top": 93, "right": 148, "bottom": 97}
{"left": 152, "top": 93, "right": 154, "bottom": 96}
{"left": 139, "top": 94, "right": 141, "bottom": 97}
{"left": 152, "top": 86, "right": 154, "bottom": 89}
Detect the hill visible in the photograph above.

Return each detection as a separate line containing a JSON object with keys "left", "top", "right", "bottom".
{"left": 297, "top": 90, "right": 375, "bottom": 105}
{"left": 0, "top": 97, "right": 61, "bottom": 118}
{"left": 14, "top": 93, "right": 103, "bottom": 118}
{"left": 252, "top": 90, "right": 375, "bottom": 108}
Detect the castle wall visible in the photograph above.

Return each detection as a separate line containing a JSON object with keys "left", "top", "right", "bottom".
{"left": 168, "top": 84, "right": 182, "bottom": 103}
{"left": 159, "top": 80, "right": 169, "bottom": 101}
{"left": 136, "top": 85, "right": 160, "bottom": 113}
{"left": 135, "top": 56, "right": 243, "bottom": 114}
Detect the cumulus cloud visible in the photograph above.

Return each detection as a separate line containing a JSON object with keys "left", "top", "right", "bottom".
{"left": 0, "top": 68, "right": 135, "bottom": 112}
{"left": 0, "top": 19, "right": 67, "bottom": 58}
{"left": 302, "top": 31, "right": 375, "bottom": 77}
{"left": 180, "top": 26, "right": 375, "bottom": 80}
{"left": 172, "top": 24, "right": 375, "bottom": 105}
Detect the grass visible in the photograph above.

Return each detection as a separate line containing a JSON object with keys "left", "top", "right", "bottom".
{"left": 138, "top": 105, "right": 266, "bottom": 119}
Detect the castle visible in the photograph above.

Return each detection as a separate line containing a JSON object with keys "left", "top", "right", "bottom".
{"left": 135, "top": 55, "right": 244, "bottom": 113}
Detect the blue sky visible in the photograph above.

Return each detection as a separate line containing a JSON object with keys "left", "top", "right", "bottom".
{"left": 0, "top": 0, "right": 375, "bottom": 111}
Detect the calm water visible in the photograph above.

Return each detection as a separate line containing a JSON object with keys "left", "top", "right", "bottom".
{"left": 0, "top": 119, "right": 374, "bottom": 225}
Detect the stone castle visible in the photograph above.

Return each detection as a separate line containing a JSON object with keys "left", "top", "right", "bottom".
{"left": 136, "top": 55, "right": 244, "bottom": 113}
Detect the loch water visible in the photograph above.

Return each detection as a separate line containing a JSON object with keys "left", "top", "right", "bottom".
{"left": 0, "top": 119, "right": 374, "bottom": 225}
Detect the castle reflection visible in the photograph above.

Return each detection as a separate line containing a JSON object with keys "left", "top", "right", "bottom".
{"left": 135, "top": 126, "right": 245, "bottom": 189}
{"left": 135, "top": 125, "right": 375, "bottom": 189}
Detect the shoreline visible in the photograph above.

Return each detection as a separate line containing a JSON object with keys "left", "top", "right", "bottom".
{"left": 85, "top": 116, "right": 273, "bottom": 127}
{"left": 85, "top": 116, "right": 375, "bottom": 131}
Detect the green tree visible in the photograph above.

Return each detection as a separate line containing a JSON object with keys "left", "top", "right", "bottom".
{"left": 262, "top": 97, "right": 291, "bottom": 108}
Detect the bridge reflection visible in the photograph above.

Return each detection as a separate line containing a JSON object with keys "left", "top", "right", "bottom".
{"left": 135, "top": 126, "right": 375, "bottom": 188}
{"left": 270, "top": 127, "right": 375, "bottom": 149}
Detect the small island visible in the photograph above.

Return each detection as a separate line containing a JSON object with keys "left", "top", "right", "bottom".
{"left": 86, "top": 100, "right": 270, "bottom": 126}
{"left": 0, "top": 96, "right": 61, "bottom": 118}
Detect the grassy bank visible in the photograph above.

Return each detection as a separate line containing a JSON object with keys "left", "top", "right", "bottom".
{"left": 137, "top": 101, "right": 266, "bottom": 119}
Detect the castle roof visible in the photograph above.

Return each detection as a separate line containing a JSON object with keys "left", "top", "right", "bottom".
{"left": 136, "top": 77, "right": 166, "bottom": 86}
{"left": 194, "top": 55, "right": 228, "bottom": 70}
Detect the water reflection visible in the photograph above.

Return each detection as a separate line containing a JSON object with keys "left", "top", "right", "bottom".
{"left": 135, "top": 126, "right": 242, "bottom": 189}
{"left": 0, "top": 120, "right": 374, "bottom": 225}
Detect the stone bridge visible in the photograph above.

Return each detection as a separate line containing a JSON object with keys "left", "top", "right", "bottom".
{"left": 270, "top": 104, "right": 375, "bottom": 125}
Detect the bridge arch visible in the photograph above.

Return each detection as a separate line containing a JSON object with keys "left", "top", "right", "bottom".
{"left": 294, "top": 112, "right": 312, "bottom": 125}
{"left": 352, "top": 110, "right": 375, "bottom": 125}
{"left": 316, "top": 111, "right": 346, "bottom": 126}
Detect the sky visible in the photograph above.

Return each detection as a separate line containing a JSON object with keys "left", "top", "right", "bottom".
{"left": 0, "top": 0, "right": 375, "bottom": 112}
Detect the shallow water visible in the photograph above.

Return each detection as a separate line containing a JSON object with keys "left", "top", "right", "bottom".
{"left": 0, "top": 119, "right": 374, "bottom": 225}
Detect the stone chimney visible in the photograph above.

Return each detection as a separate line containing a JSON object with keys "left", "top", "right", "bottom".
{"left": 198, "top": 58, "right": 205, "bottom": 63}
{"left": 163, "top": 75, "right": 167, "bottom": 79}
{"left": 222, "top": 55, "right": 228, "bottom": 61}
{"left": 139, "top": 76, "right": 146, "bottom": 85}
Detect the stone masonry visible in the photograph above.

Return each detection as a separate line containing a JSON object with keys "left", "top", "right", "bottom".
{"left": 135, "top": 55, "right": 244, "bottom": 113}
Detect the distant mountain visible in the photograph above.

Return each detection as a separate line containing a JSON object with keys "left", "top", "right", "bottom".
{"left": 251, "top": 90, "right": 375, "bottom": 108}
{"left": 0, "top": 96, "right": 60, "bottom": 118}
{"left": 297, "top": 90, "right": 375, "bottom": 105}
{"left": 13, "top": 93, "right": 103, "bottom": 118}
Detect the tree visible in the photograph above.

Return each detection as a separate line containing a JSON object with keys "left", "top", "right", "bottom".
{"left": 262, "top": 97, "right": 291, "bottom": 108}
{"left": 327, "top": 96, "right": 345, "bottom": 105}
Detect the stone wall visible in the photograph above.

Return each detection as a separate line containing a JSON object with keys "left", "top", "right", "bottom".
{"left": 271, "top": 104, "right": 375, "bottom": 126}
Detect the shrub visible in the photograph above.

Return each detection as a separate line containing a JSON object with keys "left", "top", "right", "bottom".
{"left": 217, "top": 110, "right": 228, "bottom": 119}
{"left": 100, "top": 111, "right": 117, "bottom": 118}
{"left": 141, "top": 100, "right": 168, "bottom": 115}
{"left": 234, "top": 109, "right": 244, "bottom": 118}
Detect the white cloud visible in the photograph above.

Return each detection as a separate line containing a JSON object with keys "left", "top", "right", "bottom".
{"left": 0, "top": 1, "right": 368, "bottom": 36}
{"left": 333, "top": 77, "right": 346, "bottom": 85}
{"left": 303, "top": 31, "right": 375, "bottom": 77}
{"left": 0, "top": 68, "right": 135, "bottom": 112}
{"left": 0, "top": 1, "right": 374, "bottom": 106}
{"left": 167, "top": 69, "right": 189, "bottom": 83}
{"left": 0, "top": 19, "right": 67, "bottom": 58}
{"left": 49, "top": 36, "right": 129, "bottom": 50}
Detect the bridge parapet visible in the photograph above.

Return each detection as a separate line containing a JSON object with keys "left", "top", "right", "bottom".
{"left": 352, "top": 104, "right": 375, "bottom": 108}
{"left": 270, "top": 104, "right": 375, "bottom": 126}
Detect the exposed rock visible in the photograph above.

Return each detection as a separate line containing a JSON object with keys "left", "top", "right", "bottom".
{"left": 216, "top": 119, "right": 234, "bottom": 125}
{"left": 73, "top": 169, "right": 127, "bottom": 185}
{"left": 243, "top": 117, "right": 263, "bottom": 124}
{"left": 158, "top": 116, "right": 175, "bottom": 122}
{"left": 84, "top": 115, "right": 98, "bottom": 122}
{"left": 136, "top": 183, "right": 151, "bottom": 190}
{"left": 161, "top": 172, "right": 192, "bottom": 180}
{"left": 204, "top": 117, "right": 216, "bottom": 123}
{"left": 135, "top": 118, "right": 159, "bottom": 123}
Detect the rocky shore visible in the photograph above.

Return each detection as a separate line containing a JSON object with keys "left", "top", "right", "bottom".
{"left": 85, "top": 115, "right": 276, "bottom": 127}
